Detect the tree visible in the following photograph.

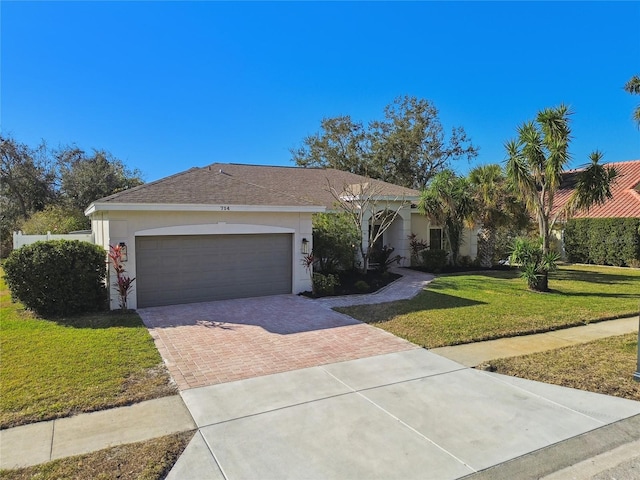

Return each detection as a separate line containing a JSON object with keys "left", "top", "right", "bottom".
{"left": 468, "top": 164, "right": 529, "bottom": 267}
{"left": 418, "top": 169, "right": 474, "bottom": 266}
{"left": 1, "top": 136, "right": 58, "bottom": 254}
{"left": 59, "top": 149, "right": 143, "bottom": 211}
{"left": 291, "top": 96, "right": 478, "bottom": 189}
{"left": 624, "top": 75, "right": 640, "bottom": 128}
{"left": 1, "top": 135, "right": 144, "bottom": 257}
{"left": 505, "top": 104, "right": 618, "bottom": 291}
{"left": 290, "top": 116, "right": 372, "bottom": 176}
{"left": 327, "top": 180, "right": 408, "bottom": 273}
{"left": 370, "top": 96, "right": 478, "bottom": 189}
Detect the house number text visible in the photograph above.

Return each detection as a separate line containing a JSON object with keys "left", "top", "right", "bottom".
{"left": 220, "top": 206, "right": 230, "bottom": 211}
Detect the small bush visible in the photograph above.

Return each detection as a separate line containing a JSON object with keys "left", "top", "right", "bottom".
{"left": 408, "top": 233, "right": 428, "bottom": 266}
{"left": 312, "top": 273, "right": 340, "bottom": 296}
{"left": 354, "top": 280, "right": 370, "bottom": 292}
{"left": 510, "top": 237, "right": 559, "bottom": 291}
{"left": 3, "top": 240, "right": 107, "bottom": 316}
{"left": 370, "top": 245, "right": 403, "bottom": 273}
{"left": 421, "top": 249, "right": 448, "bottom": 273}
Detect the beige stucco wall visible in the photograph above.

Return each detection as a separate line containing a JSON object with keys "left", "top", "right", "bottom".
{"left": 91, "top": 209, "right": 314, "bottom": 310}
{"left": 409, "top": 212, "right": 478, "bottom": 263}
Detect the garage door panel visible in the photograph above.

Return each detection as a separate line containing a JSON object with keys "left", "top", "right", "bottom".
{"left": 135, "top": 234, "right": 292, "bottom": 307}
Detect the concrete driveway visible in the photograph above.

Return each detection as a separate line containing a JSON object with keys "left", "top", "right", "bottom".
{"left": 168, "top": 349, "right": 640, "bottom": 479}
{"left": 140, "top": 295, "right": 640, "bottom": 479}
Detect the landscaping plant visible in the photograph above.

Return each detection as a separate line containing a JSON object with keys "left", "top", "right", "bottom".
{"left": 108, "top": 244, "right": 135, "bottom": 311}
{"left": 3, "top": 239, "right": 107, "bottom": 316}
{"left": 509, "top": 237, "right": 560, "bottom": 291}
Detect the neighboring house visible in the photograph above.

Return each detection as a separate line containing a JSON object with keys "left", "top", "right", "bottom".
{"left": 551, "top": 159, "right": 640, "bottom": 255}
{"left": 86, "top": 163, "right": 478, "bottom": 309}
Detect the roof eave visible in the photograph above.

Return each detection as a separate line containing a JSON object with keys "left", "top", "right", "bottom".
{"left": 85, "top": 202, "right": 325, "bottom": 216}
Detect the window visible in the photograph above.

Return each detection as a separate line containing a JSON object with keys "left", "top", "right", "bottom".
{"left": 429, "top": 228, "right": 442, "bottom": 250}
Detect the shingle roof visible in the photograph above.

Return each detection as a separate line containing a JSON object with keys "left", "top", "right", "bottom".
{"left": 553, "top": 160, "right": 640, "bottom": 219}
{"left": 92, "top": 163, "right": 420, "bottom": 209}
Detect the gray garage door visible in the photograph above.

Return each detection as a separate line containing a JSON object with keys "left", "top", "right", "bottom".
{"left": 135, "top": 234, "right": 293, "bottom": 307}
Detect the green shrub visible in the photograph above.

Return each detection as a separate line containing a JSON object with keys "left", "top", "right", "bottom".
{"left": 421, "top": 249, "right": 448, "bottom": 273}
{"left": 370, "top": 245, "right": 403, "bottom": 273}
{"left": 19, "top": 205, "right": 89, "bottom": 234}
{"left": 564, "top": 218, "right": 640, "bottom": 266}
{"left": 3, "top": 240, "right": 107, "bottom": 316}
{"left": 510, "top": 237, "right": 559, "bottom": 291}
{"left": 312, "top": 273, "right": 340, "bottom": 296}
{"left": 354, "top": 280, "right": 370, "bottom": 292}
{"left": 312, "top": 213, "right": 359, "bottom": 273}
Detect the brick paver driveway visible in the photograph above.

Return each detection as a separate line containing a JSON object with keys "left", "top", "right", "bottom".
{"left": 139, "top": 295, "right": 417, "bottom": 390}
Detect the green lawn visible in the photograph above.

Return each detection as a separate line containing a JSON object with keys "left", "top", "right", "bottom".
{"left": 338, "top": 264, "right": 640, "bottom": 348}
{"left": 0, "top": 269, "right": 176, "bottom": 429}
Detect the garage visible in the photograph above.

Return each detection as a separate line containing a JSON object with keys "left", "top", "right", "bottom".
{"left": 135, "top": 233, "right": 293, "bottom": 307}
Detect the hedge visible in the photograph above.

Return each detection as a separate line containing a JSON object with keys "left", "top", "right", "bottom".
{"left": 564, "top": 218, "right": 640, "bottom": 267}
{"left": 3, "top": 240, "right": 108, "bottom": 317}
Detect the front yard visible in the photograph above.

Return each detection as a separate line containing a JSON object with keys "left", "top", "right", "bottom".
{"left": 0, "top": 269, "right": 176, "bottom": 429}
{"left": 338, "top": 264, "right": 640, "bottom": 348}
{"left": 490, "top": 333, "right": 640, "bottom": 402}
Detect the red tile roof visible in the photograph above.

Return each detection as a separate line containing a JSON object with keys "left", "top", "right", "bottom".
{"left": 553, "top": 160, "right": 640, "bottom": 219}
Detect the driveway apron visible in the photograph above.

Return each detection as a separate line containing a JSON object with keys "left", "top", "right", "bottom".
{"left": 138, "top": 294, "right": 417, "bottom": 390}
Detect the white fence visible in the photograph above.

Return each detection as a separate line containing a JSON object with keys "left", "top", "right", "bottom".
{"left": 13, "top": 231, "right": 94, "bottom": 250}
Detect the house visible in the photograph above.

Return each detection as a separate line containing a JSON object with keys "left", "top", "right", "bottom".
{"left": 551, "top": 159, "right": 640, "bottom": 255}
{"left": 86, "top": 163, "right": 478, "bottom": 309}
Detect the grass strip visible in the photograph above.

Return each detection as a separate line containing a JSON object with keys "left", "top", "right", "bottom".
{"left": 0, "top": 431, "right": 195, "bottom": 480}
{"left": 489, "top": 333, "right": 640, "bottom": 402}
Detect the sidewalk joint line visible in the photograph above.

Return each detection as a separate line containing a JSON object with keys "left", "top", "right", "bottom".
{"left": 477, "top": 370, "right": 608, "bottom": 425}
{"left": 320, "top": 367, "right": 478, "bottom": 473}
{"left": 49, "top": 419, "right": 55, "bottom": 462}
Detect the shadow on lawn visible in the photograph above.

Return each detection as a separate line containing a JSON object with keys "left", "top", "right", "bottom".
{"left": 551, "top": 268, "right": 640, "bottom": 285}
{"left": 51, "top": 310, "right": 145, "bottom": 329}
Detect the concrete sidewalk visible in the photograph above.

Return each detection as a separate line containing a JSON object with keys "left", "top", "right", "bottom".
{"left": 432, "top": 315, "right": 639, "bottom": 367}
{"left": 0, "top": 396, "right": 196, "bottom": 470}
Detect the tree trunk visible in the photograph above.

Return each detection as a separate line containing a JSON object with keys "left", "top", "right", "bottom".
{"left": 534, "top": 273, "right": 549, "bottom": 292}
{"left": 477, "top": 227, "right": 496, "bottom": 268}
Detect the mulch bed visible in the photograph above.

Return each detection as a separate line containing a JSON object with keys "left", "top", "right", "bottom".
{"left": 302, "top": 270, "right": 401, "bottom": 298}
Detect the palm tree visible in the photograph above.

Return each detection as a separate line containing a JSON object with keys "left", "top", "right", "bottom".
{"left": 624, "top": 75, "right": 640, "bottom": 128}
{"left": 506, "top": 105, "right": 618, "bottom": 291}
{"left": 418, "top": 169, "right": 474, "bottom": 266}
{"left": 468, "top": 164, "right": 530, "bottom": 267}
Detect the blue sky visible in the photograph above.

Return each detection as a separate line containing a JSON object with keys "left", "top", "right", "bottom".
{"left": 2, "top": 1, "right": 639, "bottom": 183}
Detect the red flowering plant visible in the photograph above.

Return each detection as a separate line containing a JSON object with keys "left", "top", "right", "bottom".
{"left": 108, "top": 244, "right": 136, "bottom": 311}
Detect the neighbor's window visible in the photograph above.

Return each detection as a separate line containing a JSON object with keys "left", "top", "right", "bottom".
{"left": 429, "top": 228, "right": 442, "bottom": 250}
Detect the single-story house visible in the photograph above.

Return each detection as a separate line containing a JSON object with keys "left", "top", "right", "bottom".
{"left": 551, "top": 159, "right": 640, "bottom": 255}
{"left": 86, "top": 163, "right": 478, "bottom": 309}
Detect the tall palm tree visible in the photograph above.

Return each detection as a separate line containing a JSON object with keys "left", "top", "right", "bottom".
{"left": 418, "top": 169, "right": 474, "bottom": 266}
{"left": 506, "top": 105, "right": 618, "bottom": 291}
{"left": 624, "top": 75, "right": 640, "bottom": 128}
{"left": 468, "top": 164, "right": 526, "bottom": 267}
